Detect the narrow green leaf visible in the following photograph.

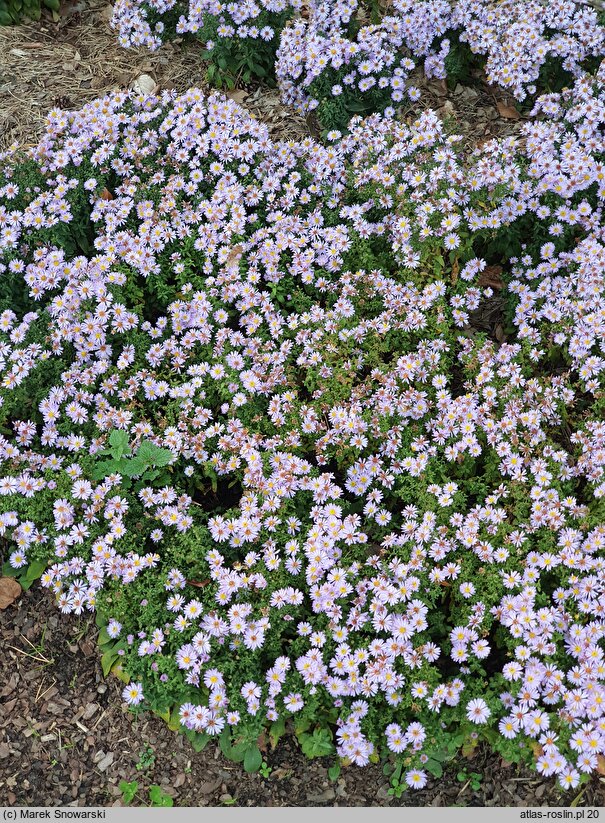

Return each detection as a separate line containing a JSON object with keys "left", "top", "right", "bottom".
{"left": 219, "top": 725, "right": 233, "bottom": 759}
{"left": 328, "top": 763, "right": 341, "bottom": 781}
{"left": 188, "top": 731, "right": 210, "bottom": 753}
{"left": 269, "top": 717, "right": 286, "bottom": 749}
{"left": 25, "top": 560, "right": 46, "bottom": 583}
{"left": 97, "top": 627, "right": 112, "bottom": 648}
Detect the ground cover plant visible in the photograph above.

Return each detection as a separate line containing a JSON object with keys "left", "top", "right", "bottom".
{"left": 275, "top": 0, "right": 453, "bottom": 133}
{"left": 109, "top": 0, "right": 605, "bottom": 133}
{"left": 111, "top": 0, "right": 301, "bottom": 86}
{"left": 2, "top": 59, "right": 605, "bottom": 795}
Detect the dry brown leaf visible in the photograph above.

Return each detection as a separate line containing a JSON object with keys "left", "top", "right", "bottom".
{"left": 461, "top": 738, "right": 478, "bottom": 759}
{"left": 495, "top": 324, "right": 507, "bottom": 344}
{"left": 226, "top": 90, "right": 248, "bottom": 105}
{"left": 528, "top": 741, "right": 544, "bottom": 758}
{"left": 0, "top": 577, "right": 22, "bottom": 610}
{"left": 478, "top": 264, "right": 504, "bottom": 290}
{"left": 451, "top": 256, "right": 460, "bottom": 285}
{"left": 496, "top": 101, "right": 520, "bottom": 120}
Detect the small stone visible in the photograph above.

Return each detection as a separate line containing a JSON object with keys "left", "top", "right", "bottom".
{"left": 376, "top": 785, "right": 391, "bottom": 803}
{"left": 200, "top": 777, "right": 223, "bottom": 794}
{"left": 132, "top": 74, "right": 158, "bottom": 96}
{"left": 440, "top": 100, "right": 455, "bottom": 118}
{"left": 0, "top": 742, "right": 11, "bottom": 759}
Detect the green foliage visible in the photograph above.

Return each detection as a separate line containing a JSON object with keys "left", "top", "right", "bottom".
{"left": 148, "top": 785, "right": 174, "bottom": 807}
{"left": 91, "top": 430, "right": 174, "bottom": 484}
{"left": 0, "top": 0, "right": 58, "bottom": 24}
{"left": 457, "top": 769, "right": 483, "bottom": 792}
{"left": 327, "top": 762, "right": 341, "bottom": 782}
{"left": 243, "top": 744, "right": 263, "bottom": 774}
{"left": 136, "top": 745, "right": 156, "bottom": 772}
{"left": 444, "top": 34, "right": 483, "bottom": 88}
{"left": 199, "top": 9, "right": 293, "bottom": 88}
{"left": 118, "top": 780, "right": 173, "bottom": 807}
{"left": 119, "top": 780, "right": 139, "bottom": 805}
{"left": 259, "top": 760, "right": 272, "bottom": 779}
{"left": 1, "top": 558, "right": 46, "bottom": 590}
{"left": 307, "top": 70, "right": 396, "bottom": 134}
{"left": 296, "top": 727, "right": 335, "bottom": 759}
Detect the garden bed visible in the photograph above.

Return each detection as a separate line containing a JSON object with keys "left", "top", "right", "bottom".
{"left": 2, "top": 587, "right": 604, "bottom": 807}
{"left": 3, "top": 0, "right": 605, "bottom": 809}
{"left": 0, "top": 0, "right": 519, "bottom": 153}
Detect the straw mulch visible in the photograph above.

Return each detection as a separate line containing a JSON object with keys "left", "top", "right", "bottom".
{"left": 0, "top": 0, "right": 308, "bottom": 153}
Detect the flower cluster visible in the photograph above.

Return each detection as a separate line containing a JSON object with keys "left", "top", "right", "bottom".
{"left": 111, "top": 0, "right": 605, "bottom": 131}
{"left": 111, "top": 0, "right": 300, "bottom": 83}
{"left": 111, "top": 0, "right": 182, "bottom": 50}
{"left": 2, "top": 73, "right": 605, "bottom": 790}
{"left": 276, "top": 0, "right": 452, "bottom": 131}
{"left": 452, "top": 0, "right": 605, "bottom": 101}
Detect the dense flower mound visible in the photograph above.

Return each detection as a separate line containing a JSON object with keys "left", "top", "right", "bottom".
{"left": 111, "top": 0, "right": 605, "bottom": 131}
{"left": 275, "top": 0, "right": 452, "bottom": 132}
{"left": 452, "top": 0, "right": 605, "bottom": 101}
{"left": 277, "top": 0, "right": 605, "bottom": 129}
{"left": 1, "top": 81, "right": 605, "bottom": 790}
